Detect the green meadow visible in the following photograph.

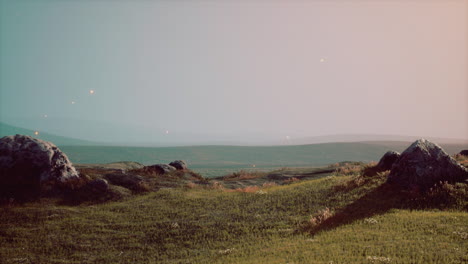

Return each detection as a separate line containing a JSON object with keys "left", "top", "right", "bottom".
{"left": 1, "top": 161, "right": 467, "bottom": 264}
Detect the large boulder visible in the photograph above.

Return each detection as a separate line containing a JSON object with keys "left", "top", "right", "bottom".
{"left": 0, "top": 135, "right": 80, "bottom": 197}
{"left": 376, "top": 151, "right": 400, "bottom": 171}
{"left": 169, "top": 160, "right": 188, "bottom": 170}
{"left": 460, "top": 150, "right": 468, "bottom": 156}
{"left": 144, "top": 164, "right": 176, "bottom": 174}
{"left": 387, "top": 139, "right": 468, "bottom": 189}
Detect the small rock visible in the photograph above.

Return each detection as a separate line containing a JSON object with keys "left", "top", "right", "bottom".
{"left": 88, "top": 178, "right": 109, "bottom": 191}
{"left": 169, "top": 160, "right": 188, "bottom": 170}
{"left": 144, "top": 164, "right": 176, "bottom": 174}
{"left": 376, "top": 151, "right": 400, "bottom": 171}
{"left": 387, "top": 139, "right": 468, "bottom": 189}
{"left": 105, "top": 173, "right": 143, "bottom": 190}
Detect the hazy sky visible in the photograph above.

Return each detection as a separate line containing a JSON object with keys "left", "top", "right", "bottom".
{"left": 1, "top": 0, "right": 467, "bottom": 143}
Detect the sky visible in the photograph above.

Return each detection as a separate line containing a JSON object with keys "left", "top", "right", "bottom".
{"left": 0, "top": 0, "right": 467, "bottom": 144}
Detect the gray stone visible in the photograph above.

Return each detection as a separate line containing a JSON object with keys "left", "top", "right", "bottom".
{"left": 169, "top": 160, "right": 188, "bottom": 170}
{"left": 0, "top": 135, "right": 80, "bottom": 195}
{"left": 144, "top": 164, "right": 176, "bottom": 174}
{"left": 387, "top": 139, "right": 468, "bottom": 189}
{"left": 105, "top": 173, "right": 143, "bottom": 190}
{"left": 376, "top": 151, "right": 400, "bottom": 171}
{"left": 88, "top": 178, "right": 109, "bottom": 191}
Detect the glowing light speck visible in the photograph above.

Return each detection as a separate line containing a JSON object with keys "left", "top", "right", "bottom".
{"left": 89, "top": 90, "right": 95, "bottom": 94}
{"left": 71, "top": 101, "right": 76, "bottom": 105}
{"left": 43, "top": 114, "right": 48, "bottom": 118}
{"left": 34, "top": 131, "right": 39, "bottom": 136}
{"left": 165, "top": 130, "right": 170, "bottom": 134}
{"left": 320, "top": 58, "right": 326, "bottom": 63}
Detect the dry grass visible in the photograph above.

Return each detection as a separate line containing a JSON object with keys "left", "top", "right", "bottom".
{"left": 222, "top": 170, "right": 267, "bottom": 181}
{"left": 305, "top": 207, "right": 334, "bottom": 230}
{"left": 262, "top": 182, "right": 277, "bottom": 188}
{"left": 283, "top": 177, "right": 300, "bottom": 184}
{"left": 231, "top": 186, "right": 261, "bottom": 193}
{"left": 332, "top": 162, "right": 366, "bottom": 176}
{"left": 454, "top": 154, "right": 468, "bottom": 167}
{"left": 334, "top": 170, "right": 389, "bottom": 192}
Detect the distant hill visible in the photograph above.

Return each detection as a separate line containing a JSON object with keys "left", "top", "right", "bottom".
{"left": 61, "top": 141, "right": 468, "bottom": 173}
{"left": 0, "top": 122, "right": 99, "bottom": 146}
{"left": 279, "top": 134, "right": 468, "bottom": 145}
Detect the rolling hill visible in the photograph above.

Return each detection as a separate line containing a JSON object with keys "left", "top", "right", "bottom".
{"left": 0, "top": 122, "right": 98, "bottom": 146}
{"left": 60, "top": 141, "right": 468, "bottom": 177}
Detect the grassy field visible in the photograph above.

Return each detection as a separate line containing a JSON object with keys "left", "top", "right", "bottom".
{"left": 1, "top": 159, "right": 467, "bottom": 263}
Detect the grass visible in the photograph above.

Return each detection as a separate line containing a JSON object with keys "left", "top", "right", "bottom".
{"left": 1, "top": 160, "right": 467, "bottom": 263}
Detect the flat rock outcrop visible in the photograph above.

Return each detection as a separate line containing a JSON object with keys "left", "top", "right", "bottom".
{"left": 169, "top": 160, "right": 188, "bottom": 170}
{"left": 387, "top": 139, "right": 468, "bottom": 189}
{"left": 376, "top": 151, "right": 400, "bottom": 171}
{"left": 144, "top": 164, "right": 176, "bottom": 174}
{"left": 105, "top": 173, "right": 144, "bottom": 191}
{"left": 0, "top": 135, "right": 80, "bottom": 196}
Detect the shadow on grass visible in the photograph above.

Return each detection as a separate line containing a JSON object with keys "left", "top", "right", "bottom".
{"left": 309, "top": 183, "right": 399, "bottom": 235}
{"left": 309, "top": 179, "right": 467, "bottom": 235}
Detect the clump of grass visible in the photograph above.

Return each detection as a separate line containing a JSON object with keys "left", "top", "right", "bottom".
{"left": 185, "top": 182, "right": 198, "bottom": 189}
{"left": 332, "top": 162, "right": 364, "bottom": 176}
{"left": 413, "top": 181, "right": 468, "bottom": 209}
{"left": 364, "top": 218, "right": 378, "bottom": 224}
{"left": 334, "top": 169, "right": 389, "bottom": 192}
{"left": 218, "top": 248, "right": 236, "bottom": 255}
{"left": 262, "top": 182, "right": 277, "bottom": 188}
{"left": 208, "top": 181, "right": 225, "bottom": 190}
{"left": 229, "top": 186, "right": 260, "bottom": 193}
{"left": 454, "top": 154, "right": 468, "bottom": 167}
{"left": 452, "top": 231, "right": 467, "bottom": 240}
{"left": 300, "top": 207, "right": 334, "bottom": 232}
{"left": 366, "top": 256, "right": 391, "bottom": 263}
{"left": 310, "top": 207, "right": 334, "bottom": 226}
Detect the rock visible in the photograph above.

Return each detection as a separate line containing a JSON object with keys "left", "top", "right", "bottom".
{"left": 460, "top": 150, "right": 468, "bottom": 156}
{"left": 376, "top": 151, "right": 400, "bottom": 171}
{"left": 88, "top": 178, "right": 109, "bottom": 192}
{"left": 104, "top": 173, "right": 144, "bottom": 190}
{"left": 144, "top": 164, "right": 176, "bottom": 174}
{"left": 0, "top": 135, "right": 80, "bottom": 197}
{"left": 387, "top": 139, "right": 468, "bottom": 189}
{"left": 169, "top": 160, "right": 188, "bottom": 170}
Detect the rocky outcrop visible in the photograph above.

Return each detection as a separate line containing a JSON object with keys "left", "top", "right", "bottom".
{"left": 460, "top": 150, "right": 468, "bottom": 156}
{"left": 387, "top": 139, "right": 468, "bottom": 189}
{"left": 144, "top": 164, "right": 176, "bottom": 174}
{"left": 0, "top": 135, "right": 80, "bottom": 197}
{"left": 169, "top": 160, "right": 188, "bottom": 170}
{"left": 376, "top": 151, "right": 400, "bottom": 171}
